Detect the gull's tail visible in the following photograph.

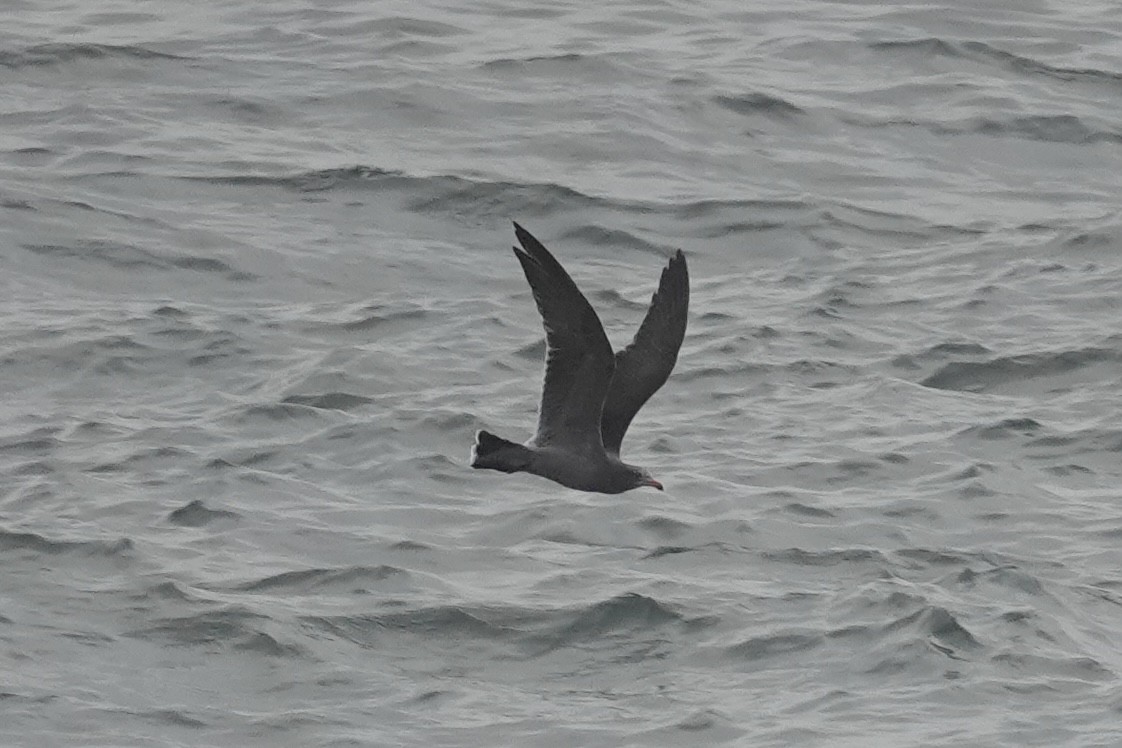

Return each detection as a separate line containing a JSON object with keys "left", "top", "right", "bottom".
{"left": 470, "top": 430, "right": 533, "bottom": 473}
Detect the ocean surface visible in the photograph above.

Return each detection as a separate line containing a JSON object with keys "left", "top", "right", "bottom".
{"left": 3, "top": 1, "right": 1122, "bottom": 745}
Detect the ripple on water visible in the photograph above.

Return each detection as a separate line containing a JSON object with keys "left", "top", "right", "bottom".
{"left": 167, "top": 500, "right": 240, "bottom": 527}
{"left": 920, "top": 346, "right": 1120, "bottom": 394}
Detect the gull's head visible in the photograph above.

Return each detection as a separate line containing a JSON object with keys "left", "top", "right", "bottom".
{"left": 633, "top": 468, "right": 663, "bottom": 492}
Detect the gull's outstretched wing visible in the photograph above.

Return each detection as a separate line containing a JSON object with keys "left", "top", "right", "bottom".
{"left": 512, "top": 223, "right": 614, "bottom": 450}
{"left": 600, "top": 250, "right": 689, "bottom": 455}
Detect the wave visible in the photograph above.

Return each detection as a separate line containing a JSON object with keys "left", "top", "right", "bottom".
{"left": 918, "top": 114, "right": 1122, "bottom": 145}
{"left": 128, "top": 605, "right": 304, "bottom": 655}
{"left": 235, "top": 565, "right": 410, "bottom": 593}
{"left": 764, "top": 548, "right": 887, "bottom": 567}
{"left": 848, "top": 112, "right": 1122, "bottom": 145}
{"left": 958, "top": 417, "right": 1043, "bottom": 441}
{"left": 230, "top": 402, "right": 330, "bottom": 425}
{"left": 326, "top": 305, "right": 430, "bottom": 334}
{"left": 870, "top": 38, "right": 1122, "bottom": 88}
{"left": 21, "top": 240, "right": 255, "bottom": 281}
{"left": 0, "top": 433, "right": 61, "bottom": 455}
{"left": 129, "top": 709, "right": 208, "bottom": 729}
{"left": 0, "top": 528, "right": 133, "bottom": 557}
{"left": 184, "top": 165, "right": 810, "bottom": 223}
{"left": 168, "top": 500, "right": 240, "bottom": 527}
{"left": 553, "top": 592, "right": 684, "bottom": 639}
{"left": 303, "top": 592, "right": 702, "bottom": 655}
{"left": 961, "top": 40, "right": 1122, "bottom": 87}
{"left": 306, "top": 605, "right": 507, "bottom": 646}
{"left": 725, "top": 631, "right": 824, "bottom": 661}
{"left": 887, "top": 605, "right": 981, "bottom": 654}
{"left": 0, "top": 43, "right": 186, "bottom": 70}
{"left": 280, "top": 392, "right": 375, "bottom": 411}
{"left": 968, "top": 114, "right": 1122, "bottom": 145}
{"left": 713, "top": 93, "right": 805, "bottom": 119}
{"left": 920, "top": 346, "right": 1121, "bottom": 393}
{"left": 482, "top": 52, "right": 614, "bottom": 73}
{"left": 558, "top": 224, "right": 675, "bottom": 255}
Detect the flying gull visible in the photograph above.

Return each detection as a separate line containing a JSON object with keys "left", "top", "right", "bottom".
{"left": 471, "top": 222, "right": 688, "bottom": 493}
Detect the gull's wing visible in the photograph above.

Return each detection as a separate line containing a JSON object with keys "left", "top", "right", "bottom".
{"left": 512, "top": 223, "right": 614, "bottom": 450}
{"left": 601, "top": 250, "right": 689, "bottom": 455}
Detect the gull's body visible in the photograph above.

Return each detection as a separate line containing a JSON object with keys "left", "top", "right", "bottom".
{"left": 470, "top": 223, "right": 689, "bottom": 494}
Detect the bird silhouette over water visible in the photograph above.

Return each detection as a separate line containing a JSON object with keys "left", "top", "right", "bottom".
{"left": 471, "top": 223, "right": 689, "bottom": 493}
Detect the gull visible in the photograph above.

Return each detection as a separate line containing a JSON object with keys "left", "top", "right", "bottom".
{"left": 471, "top": 223, "right": 688, "bottom": 493}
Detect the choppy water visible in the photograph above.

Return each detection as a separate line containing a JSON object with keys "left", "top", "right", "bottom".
{"left": 3, "top": 1, "right": 1122, "bottom": 745}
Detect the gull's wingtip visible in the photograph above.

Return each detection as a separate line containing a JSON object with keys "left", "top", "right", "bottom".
{"left": 512, "top": 221, "right": 533, "bottom": 247}
{"left": 663, "top": 248, "right": 688, "bottom": 280}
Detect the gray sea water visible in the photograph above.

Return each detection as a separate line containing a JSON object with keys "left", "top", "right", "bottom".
{"left": 3, "top": 1, "right": 1122, "bottom": 745}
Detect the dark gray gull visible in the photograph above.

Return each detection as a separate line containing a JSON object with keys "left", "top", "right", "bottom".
{"left": 471, "top": 222, "right": 688, "bottom": 493}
